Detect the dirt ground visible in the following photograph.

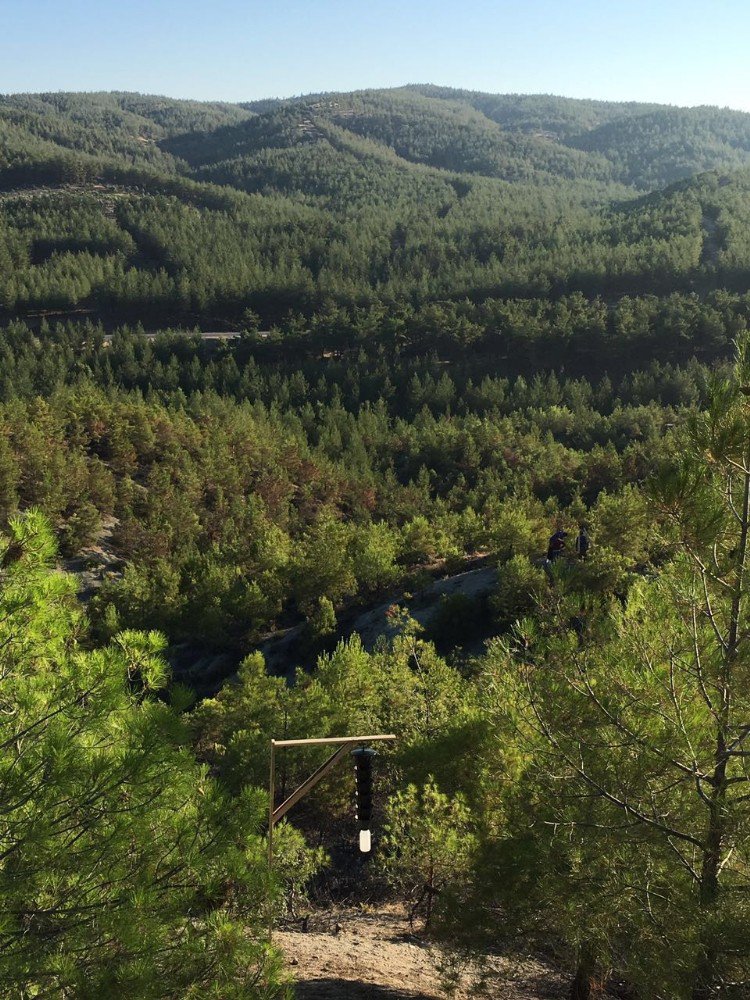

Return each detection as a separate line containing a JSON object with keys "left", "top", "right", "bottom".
{"left": 259, "top": 559, "right": 498, "bottom": 676}
{"left": 277, "top": 906, "right": 579, "bottom": 1000}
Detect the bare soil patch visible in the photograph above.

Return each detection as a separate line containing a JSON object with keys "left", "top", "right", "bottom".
{"left": 277, "top": 906, "right": 581, "bottom": 1000}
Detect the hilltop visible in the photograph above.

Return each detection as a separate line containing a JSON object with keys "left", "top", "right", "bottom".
{"left": 3, "top": 87, "right": 750, "bottom": 336}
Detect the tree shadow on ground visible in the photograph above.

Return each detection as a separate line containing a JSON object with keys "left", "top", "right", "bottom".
{"left": 294, "top": 979, "right": 436, "bottom": 1000}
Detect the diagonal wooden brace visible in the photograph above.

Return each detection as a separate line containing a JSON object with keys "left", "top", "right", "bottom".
{"left": 272, "top": 741, "right": 353, "bottom": 824}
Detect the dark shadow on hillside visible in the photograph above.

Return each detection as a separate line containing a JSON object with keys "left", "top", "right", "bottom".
{"left": 295, "top": 974, "right": 578, "bottom": 999}
{"left": 294, "top": 980, "right": 436, "bottom": 1000}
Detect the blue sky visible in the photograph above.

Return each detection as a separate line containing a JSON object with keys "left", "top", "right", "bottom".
{"left": 2, "top": 0, "right": 750, "bottom": 110}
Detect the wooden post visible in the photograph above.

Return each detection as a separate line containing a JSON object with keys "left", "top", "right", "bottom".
{"left": 268, "top": 739, "right": 275, "bottom": 939}
{"left": 268, "top": 740, "right": 276, "bottom": 870}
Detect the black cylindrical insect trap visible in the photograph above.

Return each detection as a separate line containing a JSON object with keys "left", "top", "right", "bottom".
{"left": 351, "top": 746, "right": 377, "bottom": 853}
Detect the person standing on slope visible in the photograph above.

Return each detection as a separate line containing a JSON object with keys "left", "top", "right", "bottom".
{"left": 547, "top": 528, "right": 568, "bottom": 563}
{"left": 575, "top": 525, "right": 590, "bottom": 561}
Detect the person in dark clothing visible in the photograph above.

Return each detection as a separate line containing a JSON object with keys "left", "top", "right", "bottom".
{"left": 547, "top": 529, "right": 568, "bottom": 562}
{"left": 575, "top": 526, "right": 590, "bottom": 560}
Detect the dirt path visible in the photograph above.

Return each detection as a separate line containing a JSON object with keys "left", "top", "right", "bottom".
{"left": 259, "top": 560, "right": 498, "bottom": 676}
{"left": 348, "top": 564, "right": 497, "bottom": 652}
{"left": 60, "top": 515, "right": 123, "bottom": 601}
{"left": 278, "top": 907, "right": 580, "bottom": 1000}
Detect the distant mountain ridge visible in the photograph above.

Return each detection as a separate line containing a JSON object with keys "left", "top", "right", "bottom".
{"left": 4, "top": 86, "right": 750, "bottom": 192}
{"left": 3, "top": 85, "right": 750, "bottom": 328}
{"left": 233, "top": 85, "right": 750, "bottom": 190}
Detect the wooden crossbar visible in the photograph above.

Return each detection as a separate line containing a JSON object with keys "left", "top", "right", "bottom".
{"left": 271, "top": 734, "right": 396, "bottom": 748}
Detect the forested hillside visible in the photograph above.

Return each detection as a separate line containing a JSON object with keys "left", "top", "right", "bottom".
{"left": 4, "top": 86, "right": 750, "bottom": 998}
{"left": 4, "top": 87, "right": 750, "bottom": 332}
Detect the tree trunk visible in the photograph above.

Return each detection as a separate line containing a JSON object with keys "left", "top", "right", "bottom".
{"left": 424, "top": 858, "right": 435, "bottom": 927}
{"left": 569, "top": 942, "right": 597, "bottom": 1000}
{"left": 692, "top": 801, "right": 723, "bottom": 1000}
{"left": 692, "top": 447, "right": 750, "bottom": 998}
